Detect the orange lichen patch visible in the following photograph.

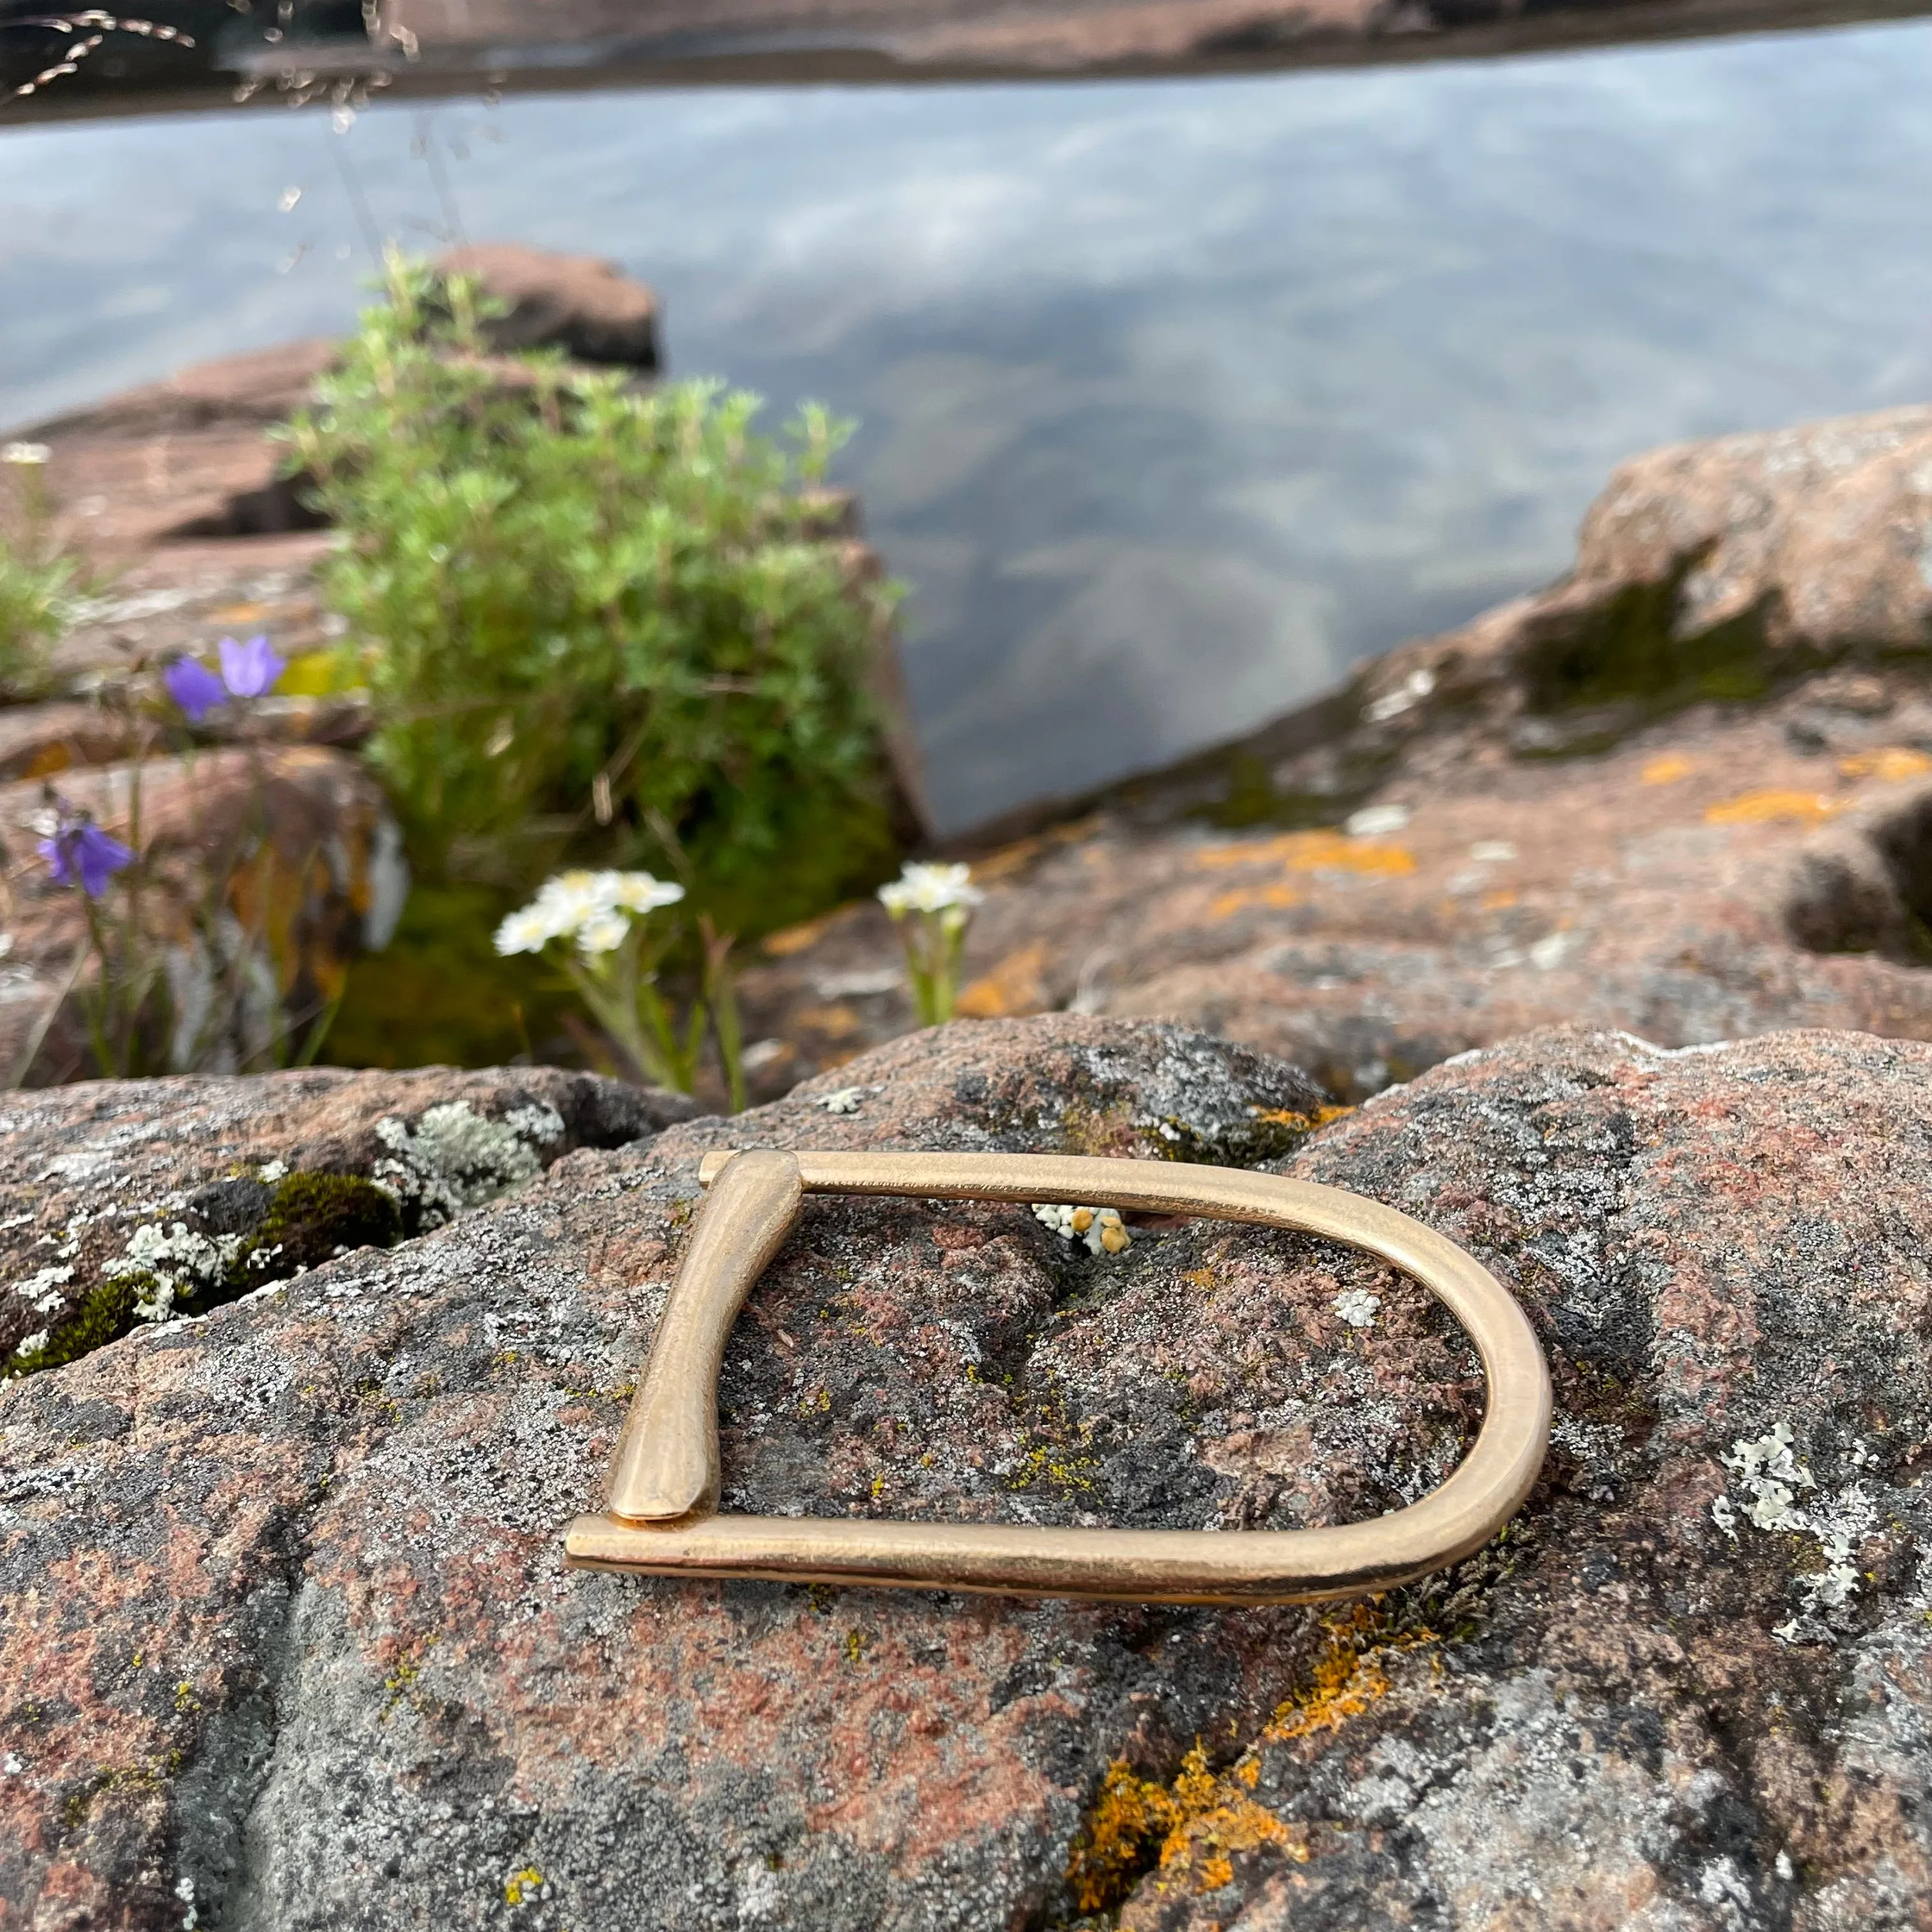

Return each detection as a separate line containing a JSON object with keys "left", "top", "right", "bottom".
{"left": 1250, "top": 1103, "right": 1354, "bottom": 1132}
{"left": 1261, "top": 1600, "right": 1435, "bottom": 1747}
{"left": 1703, "top": 790, "right": 1841, "bottom": 828}
{"left": 1641, "top": 753, "right": 1697, "bottom": 785}
{"left": 956, "top": 941, "right": 1051, "bottom": 1018}
{"left": 792, "top": 1002, "right": 862, "bottom": 1040}
{"left": 1480, "top": 888, "right": 1519, "bottom": 911}
{"left": 1190, "top": 831, "right": 1416, "bottom": 878}
{"left": 969, "top": 815, "right": 1102, "bottom": 884}
{"left": 207, "top": 601, "right": 272, "bottom": 626}
{"left": 1208, "top": 883, "right": 1302, "bottom": 921}
{"left": 1839, "top": 746, "right": 1932, "bottom": 783}
{"left": 1064, "top": 1745, "right": 1307, "bottom": 1915}
{"left": 762, "top": 911, "right": 839, "bottom": 958}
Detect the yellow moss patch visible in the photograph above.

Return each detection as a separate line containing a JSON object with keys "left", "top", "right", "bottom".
{"left": 1839, "top": 746, "right": 1932, "bottom": 783}
{"left": 1191, "top": 831, "right": 1416, "bottom": 878}
{"left": 956, "top": 940, "right": 1052, "bottom": 1018}
{"left": 1703, "top": 789, "right": 1841, "bottom": 828}
{"left": 1641, "top": 753, "right": 1696, "bottom": 785}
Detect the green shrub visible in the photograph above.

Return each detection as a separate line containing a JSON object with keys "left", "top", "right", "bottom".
{"left": 282, "top": 252, "right": 905, "bottom": 940}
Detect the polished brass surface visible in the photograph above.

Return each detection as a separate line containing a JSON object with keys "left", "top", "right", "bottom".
{"left": 566, "top": 1149, "right": 1551, "bottom": 1604}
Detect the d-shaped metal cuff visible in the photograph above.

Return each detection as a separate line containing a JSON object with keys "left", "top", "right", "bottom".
{"left": 563, "top": 1149, "right": 1551, "bottom": 1605}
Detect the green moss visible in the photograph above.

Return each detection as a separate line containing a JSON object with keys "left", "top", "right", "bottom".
{"left": 1517, "top": 563, "right": 1788, "bottom": 724}
{"left": 6, "top": 1275, "right": 144, "bottom": 1379}
{"left": 1146, "top": 1105, "right": 1353, "bottom": 1169}
{"left": 1193, "top": 747, "right": 1397, "bottom": 834}
{"left": 9, "top": 1170, "right": 406, "bottom": 1379}
{"left": 248, "top": 1171, "right": 402, "bottom": 1276}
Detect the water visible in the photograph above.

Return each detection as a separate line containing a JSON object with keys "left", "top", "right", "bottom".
{"left": 6, "top": 23, "right": 1932, "bottom": 829}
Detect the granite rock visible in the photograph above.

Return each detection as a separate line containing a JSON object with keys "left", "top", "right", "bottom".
{"left": 432, "top": 243, "right": 661, "bottom": 371}
{"left": 4, "top": 1015, "right": 1932, "bottom": 1928}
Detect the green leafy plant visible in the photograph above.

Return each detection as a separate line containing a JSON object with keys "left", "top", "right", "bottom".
{"left": 0, "top": 442, "right": 76, "bottom": 699}
{"left": 282, "top": 250, "right": 905, "bottom": 942}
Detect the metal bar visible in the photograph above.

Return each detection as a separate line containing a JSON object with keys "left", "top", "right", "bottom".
{"left": 566, "top": 1148, "right": 1551, "bottom": 1604}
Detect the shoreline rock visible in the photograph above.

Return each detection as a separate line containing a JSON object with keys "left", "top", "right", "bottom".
{"left": 5, "top": 1014, "right": 1932, "bottom": 1926}
{"left": 743, "top": 401, "right": 1932, "bottom": 1103}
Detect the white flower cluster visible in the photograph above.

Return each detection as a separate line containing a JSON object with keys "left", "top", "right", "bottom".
{"left": 494, "top": 870, "right": 685, "bottom": 960}
{"left": 1333, "top": 1287, "right": 1382, "bottom": 1328}
{"left": 877, "top": 862, "right": 983, "bottom": 919}
{"left": 2, "top": 443, "right": 49, "bottom": 467}
{"left": 1711, "top": 1420, "right": 1878, "bottom": 1641}
{"left": 105, "top": 1220, "right": 243, "bottom": 1324}
{"left": 1032, "top": 1202, "right": 1131, "bottom": 1255}
{"left": 372, "top": 1100, "right": 564, "bottom": 1227}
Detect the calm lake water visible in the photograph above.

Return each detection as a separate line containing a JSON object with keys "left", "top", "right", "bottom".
{"left": 8, "top": 24, "right": 1932, "bottom": 828}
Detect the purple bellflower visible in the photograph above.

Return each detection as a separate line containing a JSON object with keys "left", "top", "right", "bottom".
{"left": 164, "top": 635, "right": 286, "bottom": 722}
{"left": 163, "top": 656, "right": 227, "bottom": 722}
{"left": 218, "top": 634, "right": 284, "bottom": 699}
{"left": 40, "top": 816, "right": 134, "bottom": 899}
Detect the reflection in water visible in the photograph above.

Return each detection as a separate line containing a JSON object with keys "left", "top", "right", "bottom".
{"left": 6, "top": 24, "right": 1932, "bottom": 827}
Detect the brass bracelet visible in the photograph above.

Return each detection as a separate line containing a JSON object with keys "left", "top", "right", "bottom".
{"left": 564, "top": 1149, "right": 1551, "bottom": 1606}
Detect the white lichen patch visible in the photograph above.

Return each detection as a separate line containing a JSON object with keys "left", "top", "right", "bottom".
{"left": 17, "top": 1265, "right": 73, "bottom": 1314}
{"left": 1333, "top": 1287, "right": 1382, "bottom": 1328}
{"left": 372, "top": 1101, "right": 564, "bottom": 1227}
{"left": 105, "top": 1221, "right": 245, "bottom": 1322}
{"left": 1712, "top": 1421, "right": 1878, "bottom": 1641}
{"left": 1032, "top": 1203, "right": 1131, "bottom": 1255}
{"left": 815, "top": 1087, "right": 868, "bottom": 1115}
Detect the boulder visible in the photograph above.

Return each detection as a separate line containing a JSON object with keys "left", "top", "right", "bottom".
{"left": 4, "top": 1015, "right": 1932, "bottom": 1928}
{"left": 433, "top": 244, "right": 661, "bottom": 372}
{"left": 0, "top": 744, "right": 408, "bottom": 1083}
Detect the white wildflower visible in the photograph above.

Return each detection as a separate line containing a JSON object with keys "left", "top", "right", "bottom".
{"left": 256, "top": 1158, "right": 288, "bottom": 1184}
{"left": 1333, "top": 1287, "right": 1382, "bottom": 1328}
{"left": 493, "top": 904, "right": 560, "bottom": 956}
{"left": 574, "top": 908, "right": 630, "bottom": 956}
{"left": 10, "top": 1327, "right": 48, "bottom": 1362}
{"left": 877, "top": 862, "right": 983, "bottom": 917}
{"left": 2, "top": 443, "right": 49, "bottom": 466}
{"left": 602, "top": 872, "right": 685, "bottom": 916}
{"left": 496, "top": 870, "right": 683, "bottom": 956}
